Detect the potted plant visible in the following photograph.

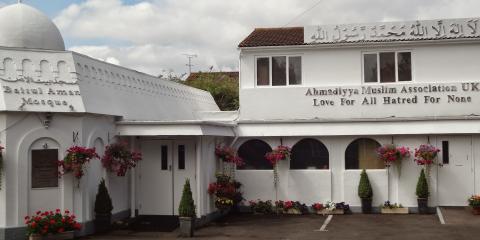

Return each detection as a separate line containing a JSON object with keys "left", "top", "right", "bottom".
{"left": 276, "top": 200, "right": 303, "bottom": 215}
{"left": 102, "top": 142, "right": 142, "bottom": 177}
{"left": 94, "top": 179, "right": 113, "bottom": 234}
{"left": 416, "top": 169, "right": 429, "bottom": 214}
{"left": 468, "top": 195, "right": 480, "bottom": 215}
{"left": 358, "top": 169, "right": 373, "bottom": 214}
{"left": 317, "top": 201, "right": 348, "bottom": 215}
{"left": 248, "top": 200, "right": 274, "bottom": 214}
{"left": 58, "top": 146, "right": 99, "bottom": 186}
{"left": 380, "top": 201, "right": 409, "bottom": 214}
{"left": 179, "top": 179, "right": 196, "bottom": 238}
{"left": 207, "top": 173, "right": 243, "bottom": 212}
{"left": 25, "top": 209, "right": 81, "bottom": 240}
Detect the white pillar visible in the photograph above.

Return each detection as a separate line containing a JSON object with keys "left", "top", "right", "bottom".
{"left": 195, "top": 136, "right": 203, "bottom": 217}
{"left": 130, "top": 136, "right": 136, "bottom": 217}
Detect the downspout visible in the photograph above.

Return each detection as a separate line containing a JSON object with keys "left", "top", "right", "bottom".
{"left": 229, "top": 50, "right": 242, "bottom": 148}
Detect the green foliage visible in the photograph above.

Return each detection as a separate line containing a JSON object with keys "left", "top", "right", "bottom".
{"left": 179, "top": 179, "right": 196, "bottom": 217}
{"left": 416, "top": 169, "right": 429, "bottom": 198}
{"left": 184, "top": 73, "right": 239, "bottom": 111}
{"left": 94, "top": 179, "right": 113, "bottom": 215}
{"left": 250, "top": 200, "right": 274, "bottom": 214}
{"left": 358, "top": 169, "right": 373, "bottom": 199}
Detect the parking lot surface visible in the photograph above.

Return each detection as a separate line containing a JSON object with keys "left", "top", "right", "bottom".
{"left": 83, "top": 211, "right": 479, "bottom": 239}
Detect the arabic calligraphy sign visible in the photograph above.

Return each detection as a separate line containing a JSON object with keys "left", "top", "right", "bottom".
{"left": 305, "top": 18, "right": 480, "bottom": 44}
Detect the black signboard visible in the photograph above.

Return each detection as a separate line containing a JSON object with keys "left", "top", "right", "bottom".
{"left": 31, "top": 149, "right": 59, "bottom": 188}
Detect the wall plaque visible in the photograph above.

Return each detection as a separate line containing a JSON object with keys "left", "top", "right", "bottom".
{"left": 31, "top": 149, "right": 59, "bottom": 188}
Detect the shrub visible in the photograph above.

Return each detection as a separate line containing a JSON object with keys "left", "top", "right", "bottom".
{"left": 94, "top": 179, "right": 113, "bottom": 215}
{"left": 358, "top": 169, "right": 373, "bottom": 199}
{"left": 179, "top": 179, "right": 196, "bottom": 217}
{"left": 416, "top": 169, "right": 429, "bottom": 198}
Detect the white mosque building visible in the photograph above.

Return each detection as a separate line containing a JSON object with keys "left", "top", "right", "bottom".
{"left": 0, "top": 2, "right": 234, "bottom": 239}
{"left": 1, "top": 2, "right": 480, "bottom": 239}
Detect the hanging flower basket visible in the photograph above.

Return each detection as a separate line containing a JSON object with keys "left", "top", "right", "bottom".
{"left": 414, "top": 144, "right": 440, "bottom": 166}
{"left": 58, "top": 146, "right": 98, "bottom": 181}
{"left": 102, "top": 142, "right": 142, "bottom": 177}
{"left": 265, "top": 145, "right": 290, "bottom": 192}
{"left": 215, "top": 145, "right": 244, "bottom": 167}
{"left": 376, "top": 144, "right": 410, "bottom": 167}
{"left": 25, "top": 209, "right": 81, "bottom": 240}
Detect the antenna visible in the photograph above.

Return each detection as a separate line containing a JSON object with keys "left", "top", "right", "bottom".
{"left": 183, "top": 54, "right": 197, "bottom": 75}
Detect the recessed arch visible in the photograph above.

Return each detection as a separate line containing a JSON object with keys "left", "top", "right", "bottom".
{"left": 345, "top": 138, "right": 382, "bottom": 169}
{"left": 237, "top": 139, "right": 273, "bottom": 170}
{"left": 290, "top": 138, "right": 329, "bottom": 169}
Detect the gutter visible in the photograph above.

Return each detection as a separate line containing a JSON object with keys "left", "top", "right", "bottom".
{"left": 238, "top": 38, "right": 480, "bottom": 52}
{"left": 116, "top": 120, "right": 237, "bottom": 128}
{"left": 237, "top": 114, "right": 480, "bottom": 124}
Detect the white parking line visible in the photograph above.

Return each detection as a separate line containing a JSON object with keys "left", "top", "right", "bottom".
{"left": 437, "top": 207, "right": 446, "bottom": 225}
{"left": 315, "top": 215, "right": 333, "bottom": 232}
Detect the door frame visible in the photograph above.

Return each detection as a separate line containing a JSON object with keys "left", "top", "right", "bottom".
{"left": 435, "top": 135, "right": 474, "bottom": 206}
{"left": 138, "top": 138, "right": 197, "bottom": 216}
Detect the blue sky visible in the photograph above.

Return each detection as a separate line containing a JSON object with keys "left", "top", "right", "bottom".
{"left": 3, "top": 0, "right": 141, "bottom": 17}
{"left": 1, "top": 0, "right": 479, "bottom": 76}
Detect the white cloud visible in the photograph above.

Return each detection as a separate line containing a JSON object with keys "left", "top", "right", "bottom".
{"left": 55, "top": 0, "right": 480, "bottom": 76}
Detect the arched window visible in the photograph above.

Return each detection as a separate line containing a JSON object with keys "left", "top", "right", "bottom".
{"left": 345, "top": 138, "right": 382, "bottom": 169}
{"left": 237, "top": 139, "right": 272, "bottom": 170}
{"left": 290, "top": 138, "right": 329, "bottom": 169}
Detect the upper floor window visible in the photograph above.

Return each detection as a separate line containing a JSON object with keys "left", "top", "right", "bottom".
{"left": 363, "top": 51, "right": 412, "bottom": 83}
{"left": 256, "top": 56, "right": 302, "bottom": 86}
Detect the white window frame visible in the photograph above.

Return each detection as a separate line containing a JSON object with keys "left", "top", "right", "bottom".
{"left": 255, "top": 55, "right": 303, "bottom": 87}
{"left": 362, "top": 50, "right": 414, "bottom": 84}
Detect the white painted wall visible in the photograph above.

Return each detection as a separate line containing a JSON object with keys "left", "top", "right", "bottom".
{"left": 0, "top": 112, "right": 134, "bottom": 231}
{"left": 239, "top": 42, "right": 480, "bottom": 121}
{"left": 233, "top": 135, "right": 473, "bottom": 208}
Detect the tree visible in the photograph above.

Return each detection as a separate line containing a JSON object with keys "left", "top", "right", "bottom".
{"left": 358, "top": 169, "right": 373, "bottom": 199}
{"left": 179, "top": 179, "right": 196, "bottom": 217}
{"left": 183, "top": 72, "right": 239, "bottom": 111}
{"left": 416, "top": 169, "right": 429, "bottom": 198}
{"left": 94, "top": 179, "right": 113, "bottom": 215}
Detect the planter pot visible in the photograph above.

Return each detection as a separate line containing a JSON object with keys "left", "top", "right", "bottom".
{"left": 471, "top": 207, "right": 480, "bottom": 215}
{"left": 94, "top": 213, "right": 112, "bottom": 234}
{"left": 417, "top": 198, "right": 429, "bottom": 214}
{"left": 179, "top": 217, "right": 194, "bottom": 238}
{"left": 285, "top": 209, "right": 301, "bottom": 215}
{"left": 29, "top": 231, "right": 74, "bottom": 240}
{"left": 317, "top": 209, "right": 344, "bottom": 215}
{"left": 361, "top": 198, "right": 372, "bottom": 214}
{"left": 381, "top": 208, "right": 409, "bottom": 214}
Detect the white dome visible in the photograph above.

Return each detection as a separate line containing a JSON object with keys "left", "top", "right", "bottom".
{"left": 0, "top": 3, "right": 65, "bottom": 51}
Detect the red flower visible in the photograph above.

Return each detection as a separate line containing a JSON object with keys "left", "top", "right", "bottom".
{"left": 58, "top": 228, "right": 64, "bottom": 233}
{"left": 102, "top": 142, "right": 142, "bottom": 177}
